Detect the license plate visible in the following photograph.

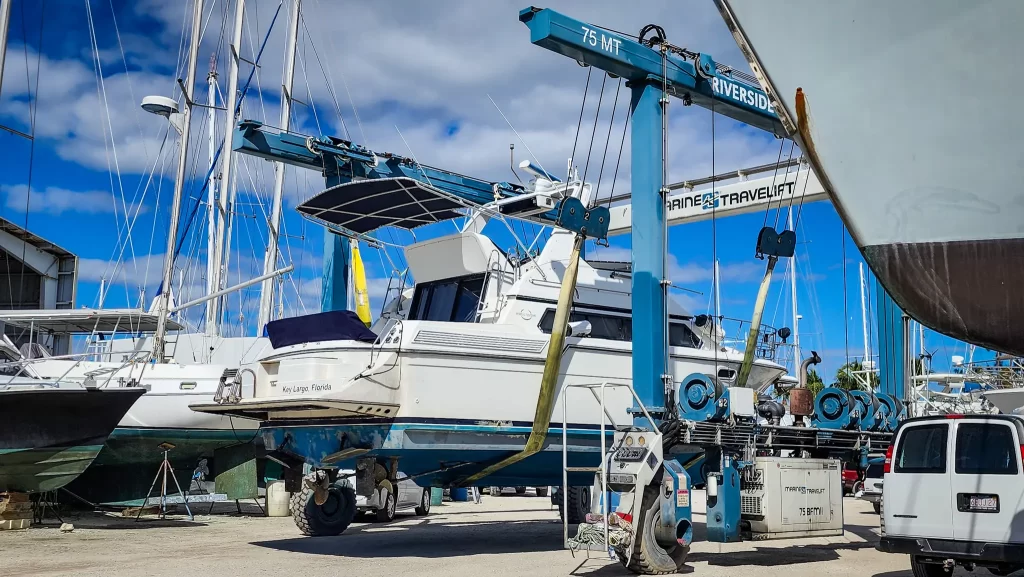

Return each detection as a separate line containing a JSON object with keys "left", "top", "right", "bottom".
{"left": 616, "top": 447, "right": 646, "bottom": 462}
{"left": 969, "top": 496, "right": 998, "bottom": 512}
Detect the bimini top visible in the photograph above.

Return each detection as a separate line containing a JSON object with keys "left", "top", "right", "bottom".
{"left": 0, "top": 308, "right": 183, "bottom": 334}
{"left": 297, "top": 177, "right": 473, "bottom": 235}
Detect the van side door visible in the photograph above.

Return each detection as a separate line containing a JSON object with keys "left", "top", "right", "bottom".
{"left": 950, "top": 418, "right": 1024, "bottom": 544}
{"left": 884, "top": 421, "right": 953, "bottom": 539}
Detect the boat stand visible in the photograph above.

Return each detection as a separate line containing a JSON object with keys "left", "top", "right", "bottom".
{"left": 136, "top": 445, "right": 194, "bottom": 522}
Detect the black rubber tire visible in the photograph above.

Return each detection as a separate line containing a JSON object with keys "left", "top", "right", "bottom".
{"left": 559, "top": 486, "right": 591, "bottom": 525}
{"left": 535, "top": 486, "right": 549, "bottom": 498}
{"left": 619, "top": 485, "right": 689, "bottom": 575}
{"left": 873, "top": 501, "right": 881, "bottom": 515}
{"left": 988, "top": 567, "right": 1020, "bottom": 576}
{"left": 291, "top": 480, "right": 357, "bottom": 536}
{"left": 515, "top": 486, "right": 527, "bottom": 495}
{"left": 375, "top": 487, "right": 397, "bottom": 522}
{"left": 414, "top": 489, "right": 431, "bottom": 516}
{"left": 910, "top": 556, "right": 953, "bottom": 577}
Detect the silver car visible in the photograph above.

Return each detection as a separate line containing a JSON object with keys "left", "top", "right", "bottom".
{"left": 347, "top": 471, "right": 432, "bottom": 522}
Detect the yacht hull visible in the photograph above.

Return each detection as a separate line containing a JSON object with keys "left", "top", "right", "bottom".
{"left": 196, "top": 328, "right": 784, "bottom": 488}
{"left": 982, "top": 389, "right": 1024, "bottom": 415}
{"left": 718, "top": 0, "right": 1024, "bottom": 355}
{"left": 261, "top": 418, "right": 705, "bottom": 488}
{"left": 0, "top": 387, "right": 145, "bottom": 493}
{"left": 29, "top": 361, "right": 259, "bottom": 503}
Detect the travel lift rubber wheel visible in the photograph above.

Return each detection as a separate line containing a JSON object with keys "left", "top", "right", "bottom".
{"left": 415, "top": 488, "right": 431, "bottom": 516}
{"left": 558, "top": 486, "right": 592, "bottom": 525}
{"left": 617, "top": 485, "right": 689, "bottom": 575}
{"left": 515, "top": 486, "right": 527, "bottom": 495}
{"left": 535, "top": 486, "right": 549, "bottom": 498}
{"left": 291, "top": 478, "right": 357, "bottom": 536}
{"left": 375, "top": 487, "right": 397, "bottom": 522}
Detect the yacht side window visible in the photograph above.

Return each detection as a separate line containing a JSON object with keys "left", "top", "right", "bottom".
{"left": 537, "top": 310, "right": 630, "bottom": 342}
{"left": 409, "top": 274, "right": 486, "bottom": 323}
{"left": 538, "top": 309, "right": 702, "bottom": 348}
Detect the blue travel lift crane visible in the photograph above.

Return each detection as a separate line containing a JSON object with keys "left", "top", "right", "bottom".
{"left": 518, "top": 7, "right": 903, "bottom": 573}
{"left": 227, "top": 7, "right": 904, "bottom": 573}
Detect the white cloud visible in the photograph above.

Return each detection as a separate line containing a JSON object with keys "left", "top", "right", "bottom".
{"left": 1, "top": 184, "right": 148, "bottom": 216}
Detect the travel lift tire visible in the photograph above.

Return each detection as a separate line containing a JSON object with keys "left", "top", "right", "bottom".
{"left": 535, "top": 486, "right": 549, "bottom": 498}
{"left": 375, "top": 486, "right": 398, "bottom": 522}
{"left": 618, "top": 484, "right": 689, "bottom": 575}
{"left": 556, "top": 486, "right": 592, "bottom": 525}
{"left": 291, "top": 474, "right": 357, "bottom": 536}
{"left": 415, "top": 488, "right": 431, "bottom": 516}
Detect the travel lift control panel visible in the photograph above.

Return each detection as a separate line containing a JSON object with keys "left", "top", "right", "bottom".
{"left": 606, "top": 430, "right": 693, "bottom": 551}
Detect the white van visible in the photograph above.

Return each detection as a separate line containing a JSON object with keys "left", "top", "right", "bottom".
{"left": 878, "top": 415, "right": 1024, "bottom": 576}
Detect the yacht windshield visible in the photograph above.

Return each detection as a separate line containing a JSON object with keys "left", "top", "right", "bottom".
{"left": 409, "top": 275, "right": 486, "bottom": 323}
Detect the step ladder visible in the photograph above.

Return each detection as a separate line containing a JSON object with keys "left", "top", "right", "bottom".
{"left": 558, "top": 381, "right": 660, "bottom": 556}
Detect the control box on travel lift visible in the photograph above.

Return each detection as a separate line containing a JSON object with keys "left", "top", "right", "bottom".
{"left": 740, "top": 457, "right": 844, "bottom": 540}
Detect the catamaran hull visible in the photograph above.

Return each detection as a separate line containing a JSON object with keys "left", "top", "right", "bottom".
{"left": 718, "top": 0, "right": 1024, "bottom": 356}
{"left": 0, "top": 388, "right": 145, "bottom": 494}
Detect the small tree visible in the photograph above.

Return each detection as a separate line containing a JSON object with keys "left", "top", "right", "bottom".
{"left": 833, "top": 361, "right": 878, "bottom": 391}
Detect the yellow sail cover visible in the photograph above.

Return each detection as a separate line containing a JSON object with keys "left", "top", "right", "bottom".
{"left": 350, "top": 239, "right": 372, "bottom": 326}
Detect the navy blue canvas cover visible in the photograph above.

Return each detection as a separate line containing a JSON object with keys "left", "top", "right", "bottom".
{"left": 265, "top": 310, "right": 377, "bottom": 348}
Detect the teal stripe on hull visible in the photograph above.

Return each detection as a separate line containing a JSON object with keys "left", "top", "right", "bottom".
{"left": 0, "top": 445, "right": 105, "bottom": 493}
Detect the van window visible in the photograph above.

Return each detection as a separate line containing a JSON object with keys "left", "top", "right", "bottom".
{"left": 894, "top": 423, "right": 948, "bottom": 474}
{"left": 955, "top": 423, "right": 1019, "bottom": 475}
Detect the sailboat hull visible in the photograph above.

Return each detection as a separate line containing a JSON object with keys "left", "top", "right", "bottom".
{"left": 718, "top": 0, "right": 1024, "bottom": 355}
{"left": 0, "top": 387, "right": 145, "bottom": 493}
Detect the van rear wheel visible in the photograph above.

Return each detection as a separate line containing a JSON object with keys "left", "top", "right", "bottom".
{"left": 910, "top": 556, "right": 952, "bottom": 577}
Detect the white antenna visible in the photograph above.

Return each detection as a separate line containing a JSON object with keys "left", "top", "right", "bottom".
{"left": 859, "top": 262, "right": 870, "bottom": 365}
{"left": 788, "top": 207, "right": 801, "bottom": 369}
{"left": 256, "top": 0, "right": 301, "bottom": 332}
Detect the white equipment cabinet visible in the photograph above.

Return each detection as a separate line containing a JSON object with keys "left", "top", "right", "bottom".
{"left": 741, "top": 457, "right": 844, "bottom": 540}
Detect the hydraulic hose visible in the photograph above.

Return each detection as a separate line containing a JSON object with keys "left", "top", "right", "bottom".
{"left": 460, "top": 233, "right": 585, "bottom": 485}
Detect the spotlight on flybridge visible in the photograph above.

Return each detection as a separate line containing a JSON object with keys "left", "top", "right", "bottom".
{"left": 141, "top": 95, "right": 179, "bottom": 117}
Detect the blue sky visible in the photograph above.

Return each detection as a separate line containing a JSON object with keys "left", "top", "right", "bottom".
{"left": 0, "top": 0, "right": 986, "bottom": 377}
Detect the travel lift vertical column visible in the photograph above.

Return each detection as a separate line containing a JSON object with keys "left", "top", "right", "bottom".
{"left": 519, "top": 7, "right": 790, "bottom": 572}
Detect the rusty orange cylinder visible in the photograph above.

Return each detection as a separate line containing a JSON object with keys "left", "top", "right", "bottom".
{"left": 790, "top": 387, "right": 814, "bottom": 417}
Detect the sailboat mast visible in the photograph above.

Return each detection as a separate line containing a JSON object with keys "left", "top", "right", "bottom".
{"left": 256, "top": 0, "right": 300, "bottom": 333}
{"left": 787, "top": 208, "right": 800, "bottom": 369}
{"left": 0, "top": 0, "right": 10, "bottom": 97}
{"left": 211, "top": 0, "right": 245, "bottom": 336}
{"left": 859, "top": 262, "right": 870, "bottom": 365}
{"left": 204, "top": 54, "right": 219, "bottom": 336}
{"left": 154, "top": 0, "right": 205, "bottom": 363}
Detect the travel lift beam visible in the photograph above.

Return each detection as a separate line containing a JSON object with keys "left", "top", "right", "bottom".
{"left": 518, "top": 7, "right": 854, "bottom": 573}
